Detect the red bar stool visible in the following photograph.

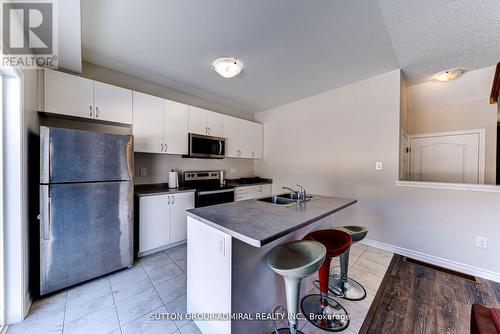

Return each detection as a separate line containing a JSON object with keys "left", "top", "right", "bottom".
{"left": 301, "top": 229, "right": 352, "bottom": 332}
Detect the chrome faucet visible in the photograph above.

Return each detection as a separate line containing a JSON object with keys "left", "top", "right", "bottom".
{"left": 282, "top": 184, "right": 307, "bottom": 203}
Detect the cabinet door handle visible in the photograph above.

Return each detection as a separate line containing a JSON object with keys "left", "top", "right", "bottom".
{"left": 165, "top": 143, "right": 168, "bottom": 152}
{"left": 161, "top": 143, "right": 164, "bottom": 152}
{"left": 89, "top": 106, "right": 93, "bottom": 117}
{"left": 95, "top": 106, "right": 99, "bottom": 118}
{"left": 167, "top": 196, "right": 171, "bottom": 205}
{"left": 171, "top": 196, "right": 175, "bottom": 205}
{"left": 208, "top": 127, "right": 211, "bottom": 135}
{"left": 252, "top": 152, "right": 255, "bottom": 158}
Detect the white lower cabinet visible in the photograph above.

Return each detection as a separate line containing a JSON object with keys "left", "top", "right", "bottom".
{"left": 169, "top": 191, "right": 194, "bottom": 243}
{"left": 139, "top": 192, "right": 195, "bottom": 255}
{"left": 235, "top": 184, "right": 272, "bottom": 201}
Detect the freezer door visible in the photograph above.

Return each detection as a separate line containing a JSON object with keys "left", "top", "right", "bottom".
{"left": 40, "top": 181, "right": 133, "bottom": 295}
{"left": 40, "top": 126, "right": 133, "bottom": 183}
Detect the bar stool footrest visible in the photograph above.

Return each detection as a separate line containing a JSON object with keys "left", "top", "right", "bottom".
{"left": 329, "top": 275, "right": 367, "bottom": 301}
{"left": 300, "top": 294, "right": 350, "bottom": 332}
{"left": 271, "top": 329, "right": 305, "bottom": 334}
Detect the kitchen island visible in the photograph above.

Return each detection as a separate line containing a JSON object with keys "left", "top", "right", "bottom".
{"left": 186, "top": 195, "right": 357, "bottom": 334}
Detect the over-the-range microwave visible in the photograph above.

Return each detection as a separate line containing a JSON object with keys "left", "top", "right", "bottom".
{"left": 186, "top": 133, "right": 226, "bottom": 159}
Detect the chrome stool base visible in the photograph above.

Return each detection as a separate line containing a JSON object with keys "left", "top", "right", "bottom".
{"left": 300, "top": 294, "right": 349, "bottom": 332}
{"left": 329, "top": 275, "right": 366, "bottom": 301}
{"left": 271, "top": 328, "right": 305, "bottom": 334}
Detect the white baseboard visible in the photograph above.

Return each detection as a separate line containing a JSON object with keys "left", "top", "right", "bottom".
{"left": 138, "top": 240, "right": 187, "bottom": 258}
{"left": 361, "top": 238, "right": 500, "bottom": 283}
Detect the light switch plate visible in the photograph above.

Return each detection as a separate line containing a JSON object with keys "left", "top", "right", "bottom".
{"left": 375, "top": 162, "right": 383, "bottom": 170}
{"left": 140, "top": 168, "right": 147, "bottom": 176}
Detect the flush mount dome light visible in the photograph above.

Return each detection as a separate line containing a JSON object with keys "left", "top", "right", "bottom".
{"left": 212, "top": 58, "right": 243, "bottom": 78}
{"left": 433, "top": 68, "right": 465, "bottom": 82}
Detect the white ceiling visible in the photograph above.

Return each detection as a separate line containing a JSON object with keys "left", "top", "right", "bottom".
{"left": 377, "top": 0, "right": 500, "bottom": 85}
{"left": 81, "top": 0, "right": 500, "bottom": 113}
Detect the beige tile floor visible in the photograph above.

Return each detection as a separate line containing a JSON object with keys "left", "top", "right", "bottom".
{"left": 7, "top": 244, "right": 200, "bottom": 334}
{"left": 7, "top": 243, "right": 392, "bottom": 334}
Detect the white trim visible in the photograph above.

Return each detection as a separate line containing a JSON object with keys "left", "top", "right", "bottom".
{"left": 1, "top": 68, "right": 26, "bottom": 324}
{"left": 408, "top": 129, "right": 486, "bottom": 185}
{"left": 399, "top": 130, "right": 409, "bottom": 180}
{"left": 0, "top": 74, "right": 3, "bottom": 331}
{"left": 395, "top": 180, "right": 500, "bottom": 193}
{"left": 407, "top": 128, "right": 486, "bottom": 140}
{"left": 361, "top": 238, "right": 500, "bottom": 283}
{"left": 137, "top": 240, "right": 186, "bottom": 258}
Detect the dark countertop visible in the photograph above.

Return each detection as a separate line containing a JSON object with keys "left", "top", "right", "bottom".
{"left": 187, "top": 195, "right": 357, "bottom": 248}
{"left": 226, "top": 177, "right": 273, "bottom": 187}
{"left": 134, "top": 183, "right": 196, "bottom": 197}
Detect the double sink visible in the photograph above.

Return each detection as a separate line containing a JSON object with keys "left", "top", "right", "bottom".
{"left": 258, "top": 193, "right": 314, "bottom": 206}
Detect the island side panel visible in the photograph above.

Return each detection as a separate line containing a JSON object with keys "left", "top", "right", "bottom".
{"left": 187, "top": 216, "right": 232, "bottom": 334}
{"left": 230, "top": 216, "right": 334, "bottom": 334}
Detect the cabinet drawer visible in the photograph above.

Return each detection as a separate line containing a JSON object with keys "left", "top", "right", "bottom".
{"left": 235, "top": 184, "right": 272, "bottom": 201}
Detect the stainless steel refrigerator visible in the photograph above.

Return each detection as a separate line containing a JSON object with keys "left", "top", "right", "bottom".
{"left": 39, "top": 126, "right": 134, "bottom": 295}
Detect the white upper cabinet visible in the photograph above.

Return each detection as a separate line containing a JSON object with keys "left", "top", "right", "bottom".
{"left": 43, "top": 69, "right": 94, "bottom": 119}
{"left": 133, "top": 92, "right": 189, "bottom": 155}
{"left": 42, "top": 70, "right": 263, "bottom": 158}
{"left": 223, "top": 115, "right": 263, "bottom": 159}
{"left": 248, "top": 121, "right": 263, "bottom": 159}
{"left": 207, "top": 111, "right": 224, "bottom": 137}
{"left": 42, "top": 69, "right": 132, "bottom": 124}
{"left": 189, "top": 106, "right": 208, "bottom": 135}
{"left": 164, "top": 100, "right": 189, "bottom": 155}
{"left": 223, "top": 116, "right": 240, "bottom": 157}
{"left": 189, "top": 106, "right": 224, "bottom": 137}
{"left": 133, "top": 92, "right": 164, "bottom": 153}
{"left": 93, "top": 81, "right": 133, "bottom": 124}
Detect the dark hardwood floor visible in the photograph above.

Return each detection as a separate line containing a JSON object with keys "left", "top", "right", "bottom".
{"left": 360, "top": 255, "right": 500, "bottom": 334}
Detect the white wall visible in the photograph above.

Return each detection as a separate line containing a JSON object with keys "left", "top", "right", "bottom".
{"left": 134, "top": 154, "right": 255, "bottom": 184}
{"left": 407, "top": 66, "right": 496, "bottom": 112}
{"left": 255, "top": 69, "right": 500, "bottom": 279}
{"left": 407, "top": 100, "right": 497, "bottom": 184}
{"left": 406, "top": 66, "right": 497, "bottom": 184}
{"left": 58, "top": 0, "right": 82, "bottom": 73}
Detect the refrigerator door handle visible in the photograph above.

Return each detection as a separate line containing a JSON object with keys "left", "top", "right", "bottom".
{"left": 40, "top": 127, "right": 50, "bottom": 184}
{"left": 40, "top": 185, "right": 51, "bottom": 240}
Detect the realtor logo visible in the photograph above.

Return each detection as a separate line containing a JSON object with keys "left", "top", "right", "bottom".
{"left": 1, "top": 1, "right": 58, "bottom": 68}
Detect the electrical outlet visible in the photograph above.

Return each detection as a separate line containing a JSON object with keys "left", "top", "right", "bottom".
{"left": 230, "top": 168, "right": 237, "bottom": 174}
{"left": 375, "top": 162, "right": 383, "bottom": 170}
{"left": 476, "top": 237, "right": 488, "bottom": 249}
{"left": 140, "top": 168, "right": 147, "bottom": 177}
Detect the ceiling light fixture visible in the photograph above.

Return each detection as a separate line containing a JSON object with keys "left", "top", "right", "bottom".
{"left": 433, "top": 68, "right": 465, "bottom": 82}
{"left": 211, "top": 58, "right": 243, "bottom": 78}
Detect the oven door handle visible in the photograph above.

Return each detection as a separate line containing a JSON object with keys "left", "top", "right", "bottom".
{"left": 218, "top": 141, "right": 223, "bottom": 155}
{"left": 198, "top": 189, "right": 235, "bottom": 196}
